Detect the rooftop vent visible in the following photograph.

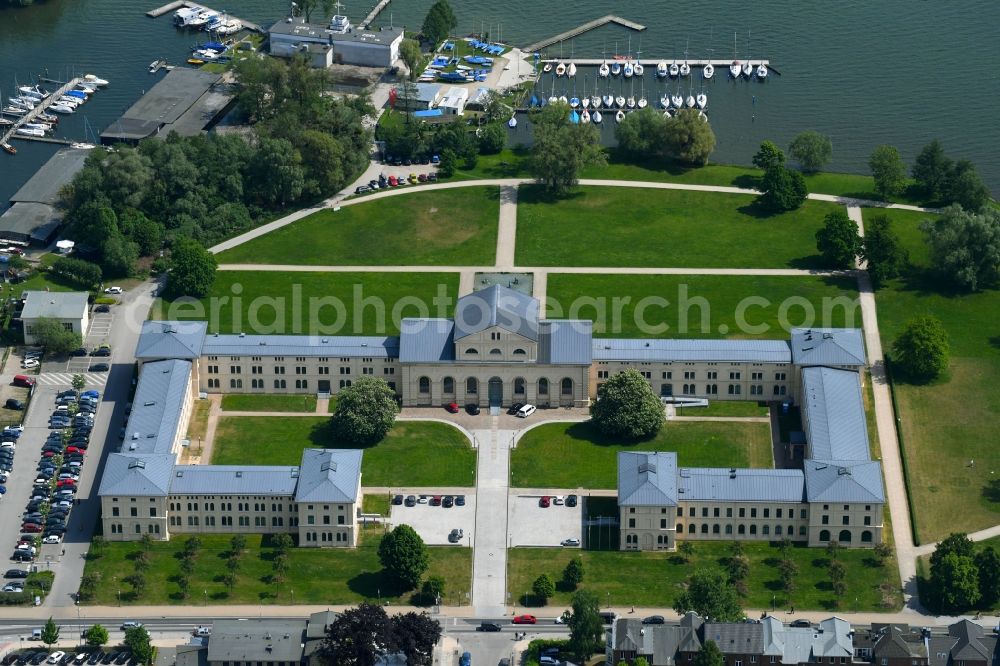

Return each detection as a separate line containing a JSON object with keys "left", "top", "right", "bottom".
{"left": 283, "top": 633, "right": 290, "bottom": 639}
{"left": 638, "top": 462, "right": 656, "bottom": 474}
{"left": 729, "top": 468, "right": 737, "bottom": 479}
{"left": 645, "top": 342, "right": 650, "bottom": 347}
{"left": 239, "top": 332, "right": 245, "bottom": 337}
{"left": 176, "top": 471, "right": 184, "bottom": 477}
{"left": 132, "top": 432, "right": 140, "bottom": 440}
{"left": 361, "top": 342, "right": 368, "bottom": 347}
{"left": 290, "top": 468, "right": 299, "bottom": 478}
{"left": 128, "top": 460, "right": 145, "bottom": 469}
{"left": 236, "top": 471, "right": 243, "bottom": 478}
{"left": 823, "top": 333, "right": 833, "bottom": 339}
{"left": 259, "top": 341, "right": 266, "bottom": 345}
{"left": 801, "top": 346, "right": 814, "bottom": 352}
{"left": 144, "top": 401, "right": 155, "bottom": 406}
{"left": 265, "top": 633, "right": 271, "bottom": 640}
{"left": 679, "top": 468, "right": 690, "bottom": 478}
{"left": 320, "top": 461, "right": 337, "bottom": 472}
{"left": 837, "top": 467, "right": 851, "bottom": 476}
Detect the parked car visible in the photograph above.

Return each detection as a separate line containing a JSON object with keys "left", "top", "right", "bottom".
{"left": 69, "top": 347, "right": 88, "bottom": 357}
{"left": 94, "top": 304, "right": 111, "bottom": 313}
{"left": 427, "top": 173, "right": 438, "bottom": 182}
{"left": 391, "top": 495, "right": 403, "bottom": 505}
{"left": 354, "top": 185, "right": 370, "bottom": 194}
{"left": 455, "top": 495, "right": 465, "bottom": 506}
{"left": 553, "top": 495, "right": 565, "bottom": 505}
{"left": 642, "top": 615, "right": 666, "bottom": 625}
{"left": 2, "top": 582, "right": 24, "bottom": 593}
{"left": 442, "top": 495, "right": 454, "bottom": 508}
{"left": 104, "top": 286, "right": 122, "bottom": 294}
{"left": 565, "top": 494, "right": 578, "bottom": 507}
{"left": 444, "top": 402, "right": 459, "bottom": 413}
{"left": 515, "top": 404, "right": 537, "bottom": 418}
{"left": 448, "top": 528, "right": 464, "bottom": 543}
{"left": 404, "top": 495, "right": 416, "bottom": 507}
{"left": 465, "top": 403, "right": 480, "bottom": 415}
{"left": 46, "top": 652, "right": 66, "bottom": 664}
{"left": 89, "top": 348, "right": 111, "bottom": 357}
{"left": 506, "top": 402, "right": 524, "bottom": 415}
{"left": 4, "top": 569, "right": 28, "bottom": 578}
{"left": 5, "top": 399, "right": 24, "bottom": 410}
{"left": 560, "top": 538, "right": 581, "bottom": 547}
{"left": 12, "top": 375, "right": 35, "bottom": 388}
{"left": 539, "top": 496, "right": 551, "bottom": 508}
{"left": 477, "top": 622, "right": 501, "bottom": 632}
{"left": 89, "top": 364, "right": 109, "bottom": 372}
{"left": 430, "top": 495, "right": 442, "bottom": 506}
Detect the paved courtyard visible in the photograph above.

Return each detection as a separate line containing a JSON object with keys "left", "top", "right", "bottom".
{"left": 508, "top": 494, "right": 583, "bottom": 547}
{"left": 389, "top": 493, "right": 476, "bottom": 546}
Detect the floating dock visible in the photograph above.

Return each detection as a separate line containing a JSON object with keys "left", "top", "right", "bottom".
{"left": 359, "top": 0, "right": 391, "bottom": 29}
{"left": 146, "top": 1, "right": 264, "bottom": 33}
{"left": 523, "top": 15, "right": 646, "bottom": 54}
{"left": 1, "top": 77, "right": 83, "bottom": 149}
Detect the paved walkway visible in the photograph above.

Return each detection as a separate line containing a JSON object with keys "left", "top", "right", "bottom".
{"left": 470, "top": 420, "right": 515, "bottom": 616}
{"left": 496, "top": 185, "right": 518, "bottom": 268}
{"left": 217, "top": 263, "right": 851, "bottom": 277}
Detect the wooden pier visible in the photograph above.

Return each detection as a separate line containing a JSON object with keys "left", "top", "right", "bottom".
{"left": 538, "top": 58, "right": 770, "bottom": 67}
{"left": 359, "top": 0, "right": 391, "bottom": 29}
{"left": 146, "top": 1, "right": 264, "bottom": 33}
{"left": 1, "top": 77, "right": 83, "bottom": 151}
{"left": 523, "top": 15, "right": 646, "bottom": 54}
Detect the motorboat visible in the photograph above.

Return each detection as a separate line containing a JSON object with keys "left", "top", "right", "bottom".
{"left": 615, "top": 94, "right": 625, "bottom": 108}
{"left": 680, "top": 61, "right": 691, "bottom": 77}
{"left": 590, "top": 95, "right": 600, "bottom": 108}
{"left": 569, "top": 96, "right": 579, "bottom": 108}
{"left": 660, "top": 95, "right": 670, "bottom": 109}
{"left": 548, "top": 95, "right": 558, "bottom": 105}
{"left": 669, "top": 61, "right": 679, "bottom": 77}
{"left": 70, "top": 143, "right": 96, "bottom": 149}
{"left": 663, "top": 109, "right": 673, "bottom": 119}
{"left": 58, "top": 96, "right": 82, "bottom": 106}
{"left": 48, "top": 104, "right": 75, "bottom": 114}
{"left": 703, "top": 63, "right": 715, "bottom": 79}
{"left": 637, "top": 96, "right": 647, "bottom": 109}
{"left": 16, "top": 127, "right": 46, "bottom": 137}
{"left": 37, "top": 112, "right": 57, "bottom": 123}
{"left": 580, "top": 96, "right": 589, "bottom": 109}
{"left": 215, "top": 20, "right": 243, "bottom": 35}
{"left": 756, "top": 63, "right": 768, "bottom": 79}
{"left": 580, "top": 109, "right": 590, "bottom": 124}
{"left": 23, "top": 123, "right": 52, "bottom": 132}
{"left": 602, "top": 94, "right": 614, "bottom": 108}
{"left": 0, "top": 118, "right": 13, "bottom": 126}
{"left": 173, "top": 5, "right": 203, "bottom": 26}
{"left": 634, "top": 62, "right": 644, "bottom": 76}
{"left": 83, "top": 74, "right": 109, "bottom": 87}
{"left": 685, "top": 94, "right": 696, "bottom": 108}
{"left": 65, "top": 90, "right": 88, "bottom": 99}
{"left": 592, "top": 110, "right": 602, "bottom": 124}
{"left": 188, "top": 58, "right": 205, "bottom": 65}
{"left": 615, "top": 109, "right": 625, "bottom": 123}
{"left": 567, "top": 62, "right": 577, "bottom": 77}
{"left": 598, "top": 61, "right": 609, "bottom": 77}
{"left": 1, "top": 142, "right": 15, "bottom": 155}
{"left": 77, "top": 83, "right": 99, "bottom": 93}
{"left": 558, "top": 95, "right": 568, "bottom": 104}
{"left": 18, "top": 86, "right": 47, "bottom": 98}
{"left": 671, "top": 92, "right": 684, "bottom": 108}
{"left": 698, "top": 110, "right": 708, "bottom": 122}
{"left": 626, "top": 95, "right": 636, "bottom": 109}
{"left": 623, "top": 61, "right": 633, "bottom": 77}
{"left": 742, "top": 61, "right": 753, "bottom": 77}
{"left": 610, "top": 61, "right": 621, "bottom": 76}
{"left": 508, "top": 116, "right": 517, "bottom": 128}
{"left": 730, "top": 61, "right": 742, "bottom": 78}
{"left": 555, "top": 62, "right": 566, "bottom": 76}
{"left": 188, "top": 10, "right": 218, "bottom": 28}
{"left": 11, "top": 96, "right": 36, "bottom": 107}
{"left": 696, "top": 93, "right": 707, "bottom": 109}
{"left": 2, "top": 106, "right": 27, "bottom": 115}
{"left": 656, "top": 61, "right": 668, "bottom": 77}
{"left": 543, "top": 63, "right": 552, "bottom": 73}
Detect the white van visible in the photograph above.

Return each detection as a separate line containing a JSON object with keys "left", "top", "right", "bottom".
{"left": 515, "top": 404, "right": 536, "bottom": 418}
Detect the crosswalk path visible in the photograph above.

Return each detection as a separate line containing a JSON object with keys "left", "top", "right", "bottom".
{"left": 33, "top": 372, "right": 108, "bottom": 387}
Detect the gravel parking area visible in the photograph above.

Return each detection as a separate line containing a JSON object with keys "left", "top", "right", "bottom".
{"left": 508, "top": 494, "right": 582, "bottom": 547}
{"left": 389, "top": 493, "right": 476, "bottom": 546}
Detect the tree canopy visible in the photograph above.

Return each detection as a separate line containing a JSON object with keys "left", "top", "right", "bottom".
{"left": 672, "top": 568, "right": 744, "bottom": 622}
{"left": 868, "top": 145, "right": 907, "bottom": 198}
{"left": 166, "top": 237, "right": 217, "bottom": 299}
{"left": 788, "top": 131, "right": 832, "bottom": 173}
{"left": 50, "top": 256, "right": 102, "bottom": 289}
{"left": 615, "top": 108, "right": 715, "bottom": 166}
{"left": 390, "top": 612, "right": 441, "bottom": 666}
{"left": 590, "top": 368, "right": 665, "bottom": 440}
{"left": 399, "top": 39, "right": 422, "bottom": 81}
{"left": 921, "top": 205, "right": 1000, "bottom": 291}
{"left": 912, "top": 141, "right": 991, "bottom": 209}
{"left": 529, "top": 102, "right": 606, "bottom": 195}
{"left": 28, "top": 317, "right": 82, "bottom": 354}
{"left": 752, "top": 140, "right": 785, "bottom": 171}
{"left": 420, "top": 0, "right": 457, "bottom": 46}
{"left": 815, "top": 210, "right": 862, "bottom": 269}
{"left": 567, "top": 590, "right": 604, "bottom": 661}
{"left": 757, "top": 165, "right": 807, "bottom": 213}
{"left": 378, "top": 525, "right": 429, "bottom": 590}
{"left": 330, "top": 376, "right": 400, "bottom": 445}
{"left": 84, "top": 624, "right": 109, "bottom": 647}
{"left": 124, "top": 626, "right": 154, "bottom": 665}
{"left": 892, "top": 315, "right": 949, "bottom": 382}
{"left": 912, "top": 139, "right": 953, "bottom": 200}
{"left": 693, "top": 641, "right": 725, "bottom": 666}
{"left": 321, "top": 603, "right": 393, "bottom": 666}
{"left": 862, "top": 214, "right": 908, "bottom": 288}
{"left": 533, "top": 573, "right": 555, "bottom": 604}
{"left": 40, "top": 617, "right": 60, "bottom": 646}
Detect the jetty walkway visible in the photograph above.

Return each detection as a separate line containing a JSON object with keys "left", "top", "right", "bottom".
{"left": 2, "top": 77, "right": 82, "bottom": 148}
{"left": 146, "top": 1, "right": 264, "bottom": 32}
{"left": 523, "top": 15, "right": 645, "bottom": 53}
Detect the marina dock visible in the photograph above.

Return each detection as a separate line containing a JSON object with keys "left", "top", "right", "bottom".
{"left": 539, "top": 58, "right": 770, "bottom": 67}
{"left": 359, "top": 0, "right": 391, "bottom": 29}
{"left": 1, "top": 77, "right": 83, "bottom": 150}
{"left": 146, "top": 1, "right": 264, "bottom": 32}
{"left": 523, "top": 15, "right": 646, "bottom": 53}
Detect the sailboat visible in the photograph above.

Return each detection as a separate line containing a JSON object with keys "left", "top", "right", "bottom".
{"left": 508, "top": 115, "right": 517, "bottom": 128}
{"left": 592, "top": 109, "right": 602, "bottom": 124}
{"left": 699, "top": 110, "right": 708, "bottom": 122}
{"left": 703, "top": 63, "right": 715, "bottom": 79}
{"left": 580, "top": 77, "right": 589, "bottom": 109}
{"left": 611, "top": 60, "right": 621, "bottom": 76}
{"left": 671, "top": 89, "right": 684, "bottom": 109}
{"left": 602, "top": 81, "right": 614, "bottom": 108}
{"left": 543, "top": 63, "right": 552, "bottom": 74}
{"left": 637, "top": 78, "right": 647, "bottom": 108}
{"left": 634, "top": 45, "right": 644, "bottom": 77}
{"left": 756, "top": 62, "right": 768, "bottom": 79}
{"left": 685, "top": 92, "right": 696, "bottom": 108}
{"left": 567, "top": 62, "right": 577, "bottom": 77}
{"left": 569, "top": 109, "right": 579, "bottom": 124}
{"left": 599, "top": 60, "right": 609, "bottom": 77}
{"left": 615, "top": 109, "right": 625, "bottom": 123}
{"left": 742, "top": 30, "right": 754, "bottom": 77}
{"left": 696, "top": 91, "right": 707, "bottom": 109}
{"left": 580, "top": 109, "right": 590, "bottom": 124}
{"left": 730, "top": 32, "right": 742, "bottom": 78}
{"left": 663, "top": 109, "right": 673, "bottom": 119}
{"left": 657, "top": 61, "right": 668, "bottom": 78}
{"left": 555, "top": 62, "right": 566, "bottom": 76}
{"left": 623, "top": 60, "right": 633, "bottom": 78}
{"left": 669, "top": 60, "right": 679, "bottom": 78}
{"left": 1, "top": 142, "right": 16, "bottom": 155}
{"left": 615, "top": 78, "right": 626, "bottom": 108}
{"left": 548, "top": 76, "right": 557, "bottom": 105}
{"left": 660, "top": 92, "right": 670, "bottom": 109}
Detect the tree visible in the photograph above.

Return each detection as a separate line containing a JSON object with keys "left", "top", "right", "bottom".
{"left": 84, "top": 624, "right": 109, "bottom": 647}
{"left": 868, "top": 145, "right": 907, "bottom": 198}
{"left": 40, "top": 617, "right": 60, "bottom": 647}
{"left": 789, "top": 130, "right": 832, "bottom": 173}
{"left": 437, "top": 148, "right": 457, "bottom": 178}
{"left": 815, "top": 210, "right": 862, "bottom": 269}
{"left": 930, "top": 533, "right": 975, "bottom": 568}
{"left": 140, "top": 533, "right": 154, "bottom": 552}
{"left": 28, "top": 317, "right": 82, "bottom": 354}
{"left": 419, "top": 575, "right": 445, "bottom": 604}
{"left": 727, "top": 554, "right": 750, "bottom": 587}
{"left": 862, "top": 214, "right": 908, "bottom": 287}
{"left": 634, "top": 659, "right": 650, "bottom": 666}
{"left": 50, "top": 256, "right": 102, "bottom": 288}
{"left": 678, "top": 541, "right": 695, "bottom": 563}
{"left": 912, "top": 139, "right": 953, "bottom": 200}
{"left": 72, "top": 374, "right": 86, "bottom": 391}
{"left": 873, "top": 542, "right": 893, "bottom": 566}
{"left": 892, "top": 315, "right": 950, "bottom": 381}
{"left": 590, "top": 368, "right": 665, "bottom": 440}
{"left": 922, "top": 205, "right": 1000, "bottom": 291}
{"left": 693, "top": 641, "right": 725, "bottom": 666}
{"left": 758, "top": 165, "right": 807, "bottom": 212}
{"left": 166, "top": 237, "right": 217, "bottom": 299}
{"left": 272, "top": 553, "right": 289, "bottom": 583}
{"left": 184, "top": 536, "right": 202, "bottom": 554}
{"left": 479, "top": 90, "right": 510, "bottom": 124}
{"left": 320, "top": 602, "right": 393, "bottom": 666}
{"left": 124, "top": 626, "right": 154, "bottom": 665}
{"left": 932, "top": 551, "right": 981, "bottom": 612}
{"left": 563, "top": 557, "right": 584, "bottom": 589}
{"left": 566, "top": 590, "right": 604, "bottom": 661}
{"left": 672, "top": 569, "right": 743, "bottom": 622}
{"left": 124, "top": 573, "right": 146, "bottom": 597}
{"left": 529, "top": 102, "right": 606, "bottom": 195}
{"left": 420, "top": 0, "right": 456, "bottom": 47}
{"left": 478, "top": 122, "right": 507, "bottom": 155}
{"left": 947, "top": 160, "right": 991, "bottom": 211}
{"left": 532, "top": 573, "right": 555, "bottom": 604}
{"left": 132, "top": 550, "right": 151, "bottom": 572}
{"left": 77, "top": 573, "right": 99, "bottom": 600}
{"left": 778, "top": 558, "right": 798, "bottom": 597}
{"left": 247, "top": 136, "right": 305, "bottom": 207}
{"left": 974, "top": 547, "right": 1000, "bottom": 607}
{"left": 614, "top": 107, "right": 665, "bottom": 158}
{"left": 272, "top": 533, "right": 293, "bottom": 555}
{"left": 399, "top": 39, "right": 422, "bottom": 81}
{"left": 230, "top": 534, "right": 247, "bottom": 557}
{"left": 330, "top": 376, "right": 400, "bottom": 445}
{"left": 176, "top": 575, "right": 190, "bottom": 599}
{"left": 390, "top": 612, "right": 442, "bottom": 666}
{"left": 663, "top": 109, "right": 716, "bottom": 166}
{"left": 101, "top": 235, "right": 139, "bottom": 278}
{"left": 378, "top": 525, "right": 428, "bottom": 590}
{"left": 752, "top": 140, "right": 785, "bottom": 171}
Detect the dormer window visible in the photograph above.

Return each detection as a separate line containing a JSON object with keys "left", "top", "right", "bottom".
{"left": 489, "top": 348, "right": 502, "bottom": 355}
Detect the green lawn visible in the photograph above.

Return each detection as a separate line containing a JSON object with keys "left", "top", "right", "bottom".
{"left": 515, "top": 186, "right": 840, "bottom": 269}
{"left": 155, "top": 270, "right": 458, "bottom": 336}
{"left": 508, "top": 540, "right": 900, "bottom": 611}
{"left": 861, "top": 208, "right": 940, "bottom": 269}
{"left": 221, "top": 394, "right": 318, "bottom": 413}
{"left": 511, "top": 420, "right": 773, "bottom": 489}
{"left": 545, "top": 273, "right": 861, "bottom": 338}
{"left": 212, "top": 418, "right": 476, "bottom": 487}
{"left": 217, "top": 188, "right": 501, "bottom": 266}
{"left": 675, "top": 401, "right": 770, "bottom": 417}
{"left": 81, "top": 534, "right": 470, "bottom": 606}
{"left": 362, "top": 493, "right": 391, "bottom": 516}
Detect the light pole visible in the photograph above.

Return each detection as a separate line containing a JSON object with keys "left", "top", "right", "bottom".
{"left": 771, "top": 594, "right": 775, "bottom": 612}
{"left": 76, "top": 601, "right": 82, "bottom": 645}
{"left": 117, "top": 589, "right": 121, "bottom": 606}
{"left": 203, "top": 590, "right": 208, "bottom": 606}
{"left": 290, "top": 588, "right": 295, "bottom": 605}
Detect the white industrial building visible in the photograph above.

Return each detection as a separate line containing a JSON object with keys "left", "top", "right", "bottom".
{"left": 20, "top": 290, "right": 90, "bottom": 346}
{"left": 268, "top": 15, "right": 403, "bottom": 68}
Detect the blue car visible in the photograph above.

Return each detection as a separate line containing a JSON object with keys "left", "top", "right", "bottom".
{"left": 0, "top": 486, "right": 6, "bottom": 494}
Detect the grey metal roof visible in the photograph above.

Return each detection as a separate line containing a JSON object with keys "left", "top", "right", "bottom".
{"left": 10, "top": 147, "right": 91, "bottom": 205}
{"left": 675, "top": 467, "right": 805, "bottom": 503}
{"left": 613, "top": 619, "right": 689, "bottom": 665}
{"left": 803, "top": 460, "right": 885, "bottom": 503}
{"left": 294, "top": 449, "right": 362, "bottom": 503}
{"left": 537, "top": 320, "right": 592, "bottom": 365}
{"left": 21, "top": 290, "right": 89, "bottom": 320}
{"left": 704, "top": 623, "right": 764, "bottom": 655}
{"left": 399, "top": 318, "right": 455, "bottom": 362}
{"left": 454, "top": 285, "right": 539, "bottom": 341}
{"left": 207, "top": 619, "right": 307, "bottom": 663}
{"left": 203, "top": 333, "right": 399, "bottom": 358}
{"left": 801, "top": 367, "right": 870, "bottom": 461}
{"left": 97, "top": 453, "right": 175, "bottom": 497}
{"left": 101, "top": 69, "right": 222, "bottom": 142}
{"left": 593, "top": 338, "right": 792, "bottom": 363}
{"left": 618, "top": 451, "right": 678, "bottom": 506}
{"left": 758, "top": 616, "right": 854, "bottom": 663}
{"left": 170, "top": 465, "right": 300, "bottom": 496}
{"left": 948, "top": 620, "right": 997, "bottom": 662}
{"left": 121, "top": 359, "right": 192, "bottom": 455}
{"left": 790, "top": 328, "right": 866, "bottom": 367}
{"left": 0, "top": 202, "right": 63, "bottom": 243}
{"left": 136, "top": 321, "right": 207, "bottom": 360}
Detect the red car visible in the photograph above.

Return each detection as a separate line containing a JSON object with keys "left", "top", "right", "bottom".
{"left": 430, "top": 495, "right": 442, "bottom": 506}
{"left": 445, "top": 402, "right": 459, "bottom": 413}
{"left": 512, "top": 614, "right": 537, "bottom": 625}
{"left": 42, "top": 450, "right": 56, "bottom": 457}
{"left": 56, "top": 479, "right": 75, "bottom": 487}
{"left": 66, "top": 446, "right": 84, "bottom": 454}
{"left": 539, "top": 496, "right": 551, "bottom": 508}
{"left": 388, "top": 175, "right": 398, "bottom": 186}
{"left": 21, "top": 523, "right": 41, "bottom": 533}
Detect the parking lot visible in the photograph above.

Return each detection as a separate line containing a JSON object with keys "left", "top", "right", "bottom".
{"left": 41, "top": 309, "right": 115, "bottom": 380}
{"left": 389, "top": 492, "right": 476, "bottom": 546}
{"left": 508, "top": 494, "right": 583, "bottom": 547}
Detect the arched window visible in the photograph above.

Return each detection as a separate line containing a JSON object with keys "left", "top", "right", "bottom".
{"left": 725, "top": 525, "right": 733, "bottom": 535}
{"left": 538, "top": 378, "right": 549, "bottom": 395}
{"left": 676, "top": 523, "right": 683, "bottom": 533}
{"left": 861, "top": 530, "right": 873, "bottom": 543}
{"left": 465, "top": 348, "right": 478, "bottom": 355}
{"left": 418, "top": 377, "right": 430, "bottom": 394}
{"left": 839, "top": 530, "right": 852, "bottom": 543}
{"left": 489, "top": 348, "right": 502, "bottom": 355}
{"left": 789, "top": 525, "right": 795, "bottom": 537}
{"left": 700, "top": 524, "right": 709, "bottom": 534}
{"left": 561, "top": 378, "right": 573, "bottom": 395}
{"left": 750, "top": 525, "right": 757, "bottom": 535}
{"left": 514, "top": 378, "right": 526, "bottom": 395}
{"left": 819, "top": 529, "right": 831, "bottom": 542}
{"left": 712, "top": 524, "right": 720, "bottom": 534}
{"left": 513, "top": 348, "right": 526, "bottom": 356}
{"left": 443, "top": 377, "right": 454, "bottom": 394}
{"left": 466, "top": 377, "right": 478, "bottom": 394}
{"left": 687, "top": 524, "right": 695, "bottom": 534}
{"left": 775, "top": 525, "right": 782, "bottom": 536}
{"left": 763, "top": 525, "right": 770, "bottom": 535}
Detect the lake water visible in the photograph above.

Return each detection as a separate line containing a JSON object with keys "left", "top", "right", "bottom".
{"left": 2, "top": 0, "right": 999, "bottom": 207}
